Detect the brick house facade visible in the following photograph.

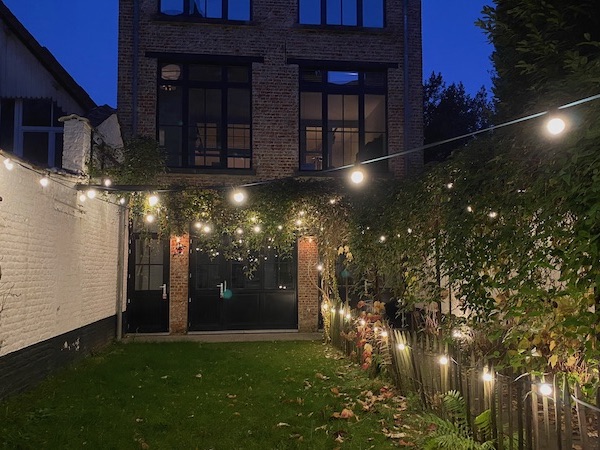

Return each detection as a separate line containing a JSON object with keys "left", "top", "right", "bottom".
{"left": 117, "top": 0, "right": 422, "bottom": 334}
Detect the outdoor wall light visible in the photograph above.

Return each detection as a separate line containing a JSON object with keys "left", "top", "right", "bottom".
{"left": 148, "top": 194, "right": 159, "bottom": 207}
{"left": 538, "top": 383, "right": 553, "bottom": 396}
{"left": 3, "top": 158, "right": 14, "bottom": 170}
{"left": 546, "top": 116, "right": 567, "bottom": 135}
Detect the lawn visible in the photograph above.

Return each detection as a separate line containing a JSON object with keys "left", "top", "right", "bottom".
{"left": 0, "top": 340, "right": 421, "bottom": 449}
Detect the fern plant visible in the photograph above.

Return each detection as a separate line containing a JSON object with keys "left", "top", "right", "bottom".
{"left": 421, "top": 390, "right": 495, "bottom": 450}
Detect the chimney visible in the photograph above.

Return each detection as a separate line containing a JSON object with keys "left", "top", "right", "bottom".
{"left": 59, "top": 114, "right": 92, "bottom": 174}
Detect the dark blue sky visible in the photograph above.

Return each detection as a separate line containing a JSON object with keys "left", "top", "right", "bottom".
{"left": 3, "top": 0, "right": 493, "bottom": 107}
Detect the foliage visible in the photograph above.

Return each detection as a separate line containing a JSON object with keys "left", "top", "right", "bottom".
{"left": 424, "top": 72, "right": 494, "bottom": 163}
{"left": 421, "top": 391, "right": 495, "bottom": 450}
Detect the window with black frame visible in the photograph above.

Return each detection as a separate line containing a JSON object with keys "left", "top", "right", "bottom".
{"left": 158, "top": 62, "right": 252, "bottom": 169}
{"left": 299, "top": 0, "right": 384, "bottom": 27}
{"left": 299, "top": 68, "right": 387, "bottom": 171}
{"left": 159, "top": 0, "right": 250, "bottom": 20}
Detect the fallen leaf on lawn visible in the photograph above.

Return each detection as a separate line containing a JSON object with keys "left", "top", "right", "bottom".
{"left": 332, "top": 408, "right": 356, "bottom": 420}
{"left": 276, "top": 422, "right": 291, "bottom": 427}
{"left": 384, "top": 431, "right": 407, "bottom": 439}
{"left": 333, "top": 430, "right": 347, "bottom": 443}
{"left": 330, "top": 387, "right": 340, "bottom": 395}
{"left": 427, "top": 423, "right": 437, "bottom": 432}
{"left": 135, "top": 418, "right": 144, "bottom": 423}
{"left": 233, "top": 412, "right": 241, "bottom": 416}
{"left": 195, "top": 373, "right": 202, "bottom": 378}
{"left": 399, "top": 439, "right": 415, "bottom": 447}
{"left": 314, "top": 425, "right": 327, "bottom": 432}
{"left": 227, "top": 394, "right": 237, "bottom": 399}
{"left": 315, "top": 372, "right": 330, "bottom": 380}
{"left": 160, "top": 375, "right": 168, "bottom": 379}
{"left": 289, "top": 434, "right": 303, "bottom": 441}
{"left": 304, "top": 380, "right": 312, "bottom": 389}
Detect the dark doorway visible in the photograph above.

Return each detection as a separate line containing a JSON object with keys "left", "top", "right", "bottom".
{"left": 188, "top": 238, "right": 297, "bottom": 331}
{"left": 126, "top": 233, "right": 170, "bottom": 333}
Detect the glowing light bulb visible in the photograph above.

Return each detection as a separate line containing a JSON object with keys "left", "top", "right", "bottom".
{"left": 194, "top": 222, "right": 202, "bottom": 229}
{"left": 329, "top": 198, "right": 336, "bottom": 204}
{"left": 277, "top": 225, "right": 283, "bottom": 230}
{"left": 103, "top": 179, "right": 112, "bottom": 187}
{"left": 145, "top": 214, "right": 155, "bottom": 223}
{"left": 439, "top": 356, "right": 449, "bottom": 365}
{"left": 446, "top": 182, "right": 454, "bottom": 189}
{"left": 295, "top": 219, "right": 302, "bottom": 226}
{"left": 202, "top": 225, "right": 211, "bottom": 233}
{"left": 482, "top": 372, "right": 494, "bottom": 382}
{"left": 253, "top": 225, "right": 261, "bottom": 233}
{"left": 119, "top": 198, "right": 126, "bottom": 205}
{"left": 466, "top": 205, "right": 473, "bottom": 213}
{"left": 380, "top": 330, "right": 388, "bottom": 338}
{"left": 86, "top": 189, "right": 97, "bottom": 199}
{"left": 316, "top": 264, "right": 324, "bottom": 271}
{"left": 3, "top": 158, "right": 14, "bottom": 170}
{"left": 397, "top": 343, "right": 406, "bottom": 351}
{"left": 546, "top": 117, "right": 566, "bottom": 135}
{"left": 79, "top": 193, "right": 87, "bottom": 202}
{"left": 359, "top": 319, "right": 367, "bottom": 326}
{"left": 379, "top": 235, "right": 386, "bottom": 243}
{"left": 488, "top": 211, "right": 498, "bottom": 219}
{"left": 539, "top": 383, "right": 553, "bottom": 396}
{"left": 236, "top": 228, "right": 244, "bottom": 235}
{"left": 39, "top": 176, "right": 49, "bottom": 187}
{"left": 350, "top": 168, "right": 365, "bottom": 184}
{"left": 407, "top": 228, "right": 413, "bottom": 234}
{"left": 232, "top": 190, "right": 246, "bottom": 204}
{"left": 148, "top": 195, "right": 159, "bottom": 207}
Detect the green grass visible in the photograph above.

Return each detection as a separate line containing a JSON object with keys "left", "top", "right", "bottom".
{"left": 0, "top": 341, "right": 422, "bottom": 449}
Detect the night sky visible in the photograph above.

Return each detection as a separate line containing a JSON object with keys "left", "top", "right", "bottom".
{"left": 2, "top": 0, "right": 493, "bottom": 107}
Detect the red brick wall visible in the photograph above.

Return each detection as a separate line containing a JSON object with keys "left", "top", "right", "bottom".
{"left": 297, "top": 237, "right": 319, "bottom": 332}
{"left": 169, "top": 234, "right": 189, "bottom": 334}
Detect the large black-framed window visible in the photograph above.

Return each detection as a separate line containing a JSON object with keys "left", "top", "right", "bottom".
{"left": 157, "top": 62, "right": 252, "bottom": 169}
{"left": 159, "top": 0, "right": 251, "bottom": 21}
{"left": 299, "top": 0, "right": 384, "bottom": 28}
{"left": 299, "top": 68, "right": 387, "bottom": 171}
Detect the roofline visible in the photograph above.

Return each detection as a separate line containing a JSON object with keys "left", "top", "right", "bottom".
{"left": 0, "top": 0, "right": 97, "bottom": 112}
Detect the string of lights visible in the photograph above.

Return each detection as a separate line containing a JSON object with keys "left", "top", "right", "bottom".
{"left": 2, "top": 91, "right": 600, "bottom": 207}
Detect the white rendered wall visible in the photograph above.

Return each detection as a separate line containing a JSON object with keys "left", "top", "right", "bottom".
{"left": 0, "top": 153, "right": 122, "bottom": 356}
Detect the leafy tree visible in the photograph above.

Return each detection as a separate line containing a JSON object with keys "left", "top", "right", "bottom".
{"left": 423, "top": 72, "right": 493, "bottom": 163}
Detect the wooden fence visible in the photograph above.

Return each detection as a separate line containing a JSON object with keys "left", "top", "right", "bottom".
{"left": 328, "top": 314, "right": 600, "bottom": 449}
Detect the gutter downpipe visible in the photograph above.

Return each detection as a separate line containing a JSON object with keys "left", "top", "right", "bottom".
{"left": 403, "top": 0, "right": 411, "bottom": 176}
{"left": 132, "top": 0, "right": 140, "bottom": 135}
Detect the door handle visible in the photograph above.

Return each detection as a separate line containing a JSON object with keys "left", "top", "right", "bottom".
{"left": 160, "top": 283, "right": 167, "bottom": 300}
{"left": 217, "top": 281, "right": 227, "bottom": 298}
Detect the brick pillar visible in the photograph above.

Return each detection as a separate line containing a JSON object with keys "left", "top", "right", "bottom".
{"left": 297, "top": 237, "right": 319, "bottom": 332}
{"left": 169, "top": 234, "right": 189, "bottom": 334}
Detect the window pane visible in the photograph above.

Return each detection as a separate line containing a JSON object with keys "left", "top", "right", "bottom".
{"left": 227, "top": 66, "right": 249, "bottom": 83}
{"left": 52, "top": 102, "right": 66, "bottom": 127}
{"left": 301, "top": 68, "right": 323, "bottom": 83}
{"left": 327, "top": 71, "right": 359, "bottom": 86}
{"left": 227, "top": 88, "right": 250, "bottom": 123}
{"left": 363, "top": 0, "right": 384, "bottom": 27}
{"left": 161, "top": 0, "right": 184, "bottom": 15}
{"left": 206, "top": 0, "right": 223, "bottom": 18}
{"left": 161, "top": 64, "right": 182, "bottom": 81}
{"left": 301, "top": 92, "right": 322, "bottom": 121}
{"left": 148, "top": 265, "right": 164, "bottom": 289}
{"left": 0, "top": 99, "right": 15, "bottom": 152}
{"left": 190, "top": 64, "right": 222, "bottom": 82}
{"left": 228, "top": 0, "right": 250, "bottom": 20}
{"left": 135, "top": 265, "right": 150, "bottom": 290}
{"left": 341, "top": 0, "right": 357, "bottom": 25}
{"left": 299, "top": 0, "right": 321, "bottom": 24}
{"left": 227, "top": 124, "right": 250, "bottom": 150}
{"left": 159, "top": 126, "right": 182, "bottom": 167}
{"left": 22, "top": 99, "right": 51, "bottom": 126}
{"left": 54, "top": 132, "right": 63, "bottom": 167}
{"left": 326, "top": 0, "right": 342, "bottom": 24}
{"left": 22, "top": 132, "right": 49, "bottom": 166}
{"left": 189, "top": 0, "right": 204, "bottom": 15}
{"left": 328, "top": 127, "right": 358, "bottom": 167}
{"left": 135, "top": 239, "right": 150, "bottom": 265}
{"left": 149, "top": 241, "right": 164, "bottom": 264}
{"left": 328, "top": 95, "right": 358, "bottom": 122}
{"left": 364, "top": 95, "right": 385, "bottom": 131}
{"left": 159, "top": 86, "right": 182, "bottom": 125}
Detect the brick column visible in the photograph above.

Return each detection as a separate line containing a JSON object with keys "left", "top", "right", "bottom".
{"left": 297, "top": 237, "right": 319, "bottom": 332}
{"left": 169, "top": 234, "right": 189, "bottom": 334}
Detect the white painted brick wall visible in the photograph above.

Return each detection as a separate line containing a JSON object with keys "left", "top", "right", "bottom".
{"left": 0, "top": 154, "right": 122, "bottom": 356}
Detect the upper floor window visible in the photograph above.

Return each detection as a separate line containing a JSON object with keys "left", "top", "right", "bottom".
{"left": 160, "top": 0, "right": 250, "bottom": 21}
{"left": 299, "top": 68, "right": 386, "bottom": 171}
{"left": 158, "top": 62, "right": 252, "bottom": 169}
{"left": 0, "top": 98, "right": 65, "bottom": 168}
{"left": 299, "top": 0, "right": 384, "bottom": 28}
